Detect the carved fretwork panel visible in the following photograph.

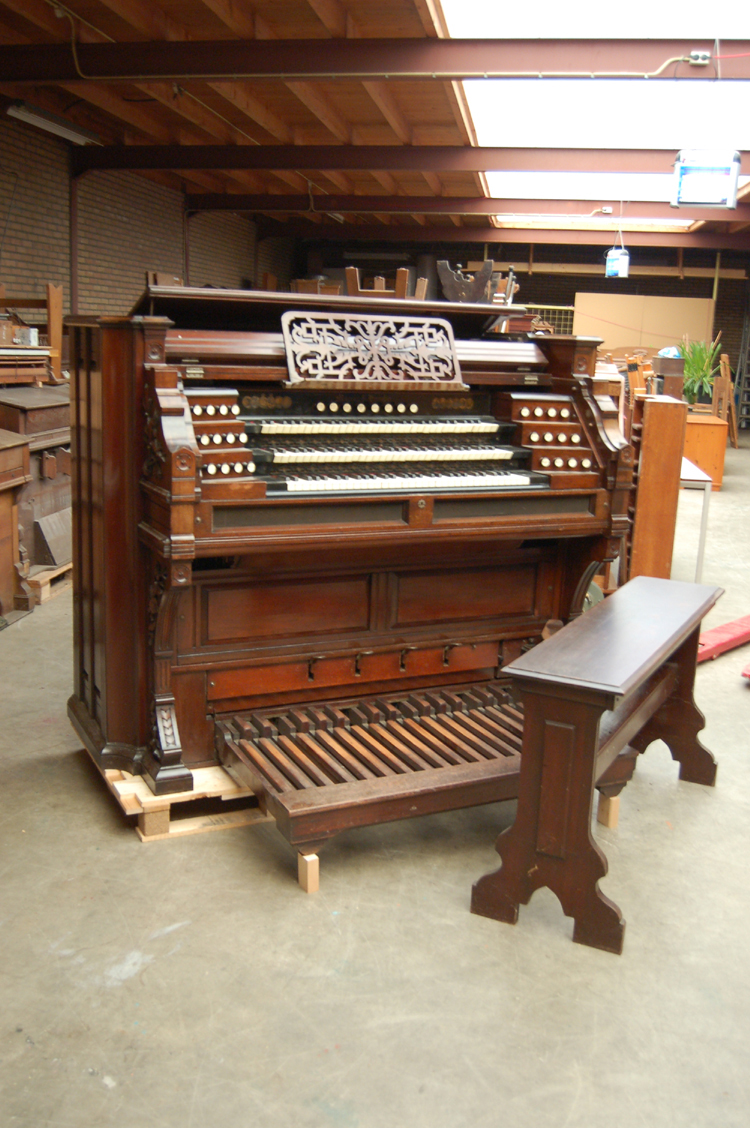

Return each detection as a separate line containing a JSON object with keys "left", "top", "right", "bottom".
{"left": 281, "top": 312, "right": 465, "bottom": 387}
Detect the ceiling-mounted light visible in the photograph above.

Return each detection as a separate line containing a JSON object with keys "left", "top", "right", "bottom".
{"left": 6, "top": 101, "right": 101, "bottom": 146}
{"left": 672, "top": 150, "right": 741, "bottom": 208}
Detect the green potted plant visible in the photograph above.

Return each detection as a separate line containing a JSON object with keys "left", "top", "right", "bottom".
{"left": 678, "top": 333, "right": 722, "bottom": 405}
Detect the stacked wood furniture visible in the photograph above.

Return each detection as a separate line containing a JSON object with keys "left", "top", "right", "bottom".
{"left": 0, "top": 386, "right": 72, "bottom": 586}
{"left": 471, "top": 575, "right": 721, "bottom": 953}
{"left": 0, "top": 428, "right": 30, "bottom": 619}
{"left": 345, "top": 266, "right": 428, "bottom": 301}
{"left": 67, "top": 285, "right": 634, "bottom": 885}
{"left": 290, "top": 278, "right": 342, "bottom": 295}
{"left": 713, "top": 354, "right": 739, "bottom": 448}
{"left": 0, "top": 282, "right": 64, "bottom": 384}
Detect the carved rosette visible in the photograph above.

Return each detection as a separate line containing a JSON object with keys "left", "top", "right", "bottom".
{"left": 170, "top": 561, "right": 191, "bottom": 586}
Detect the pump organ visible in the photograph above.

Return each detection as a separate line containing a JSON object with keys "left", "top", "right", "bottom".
{"left": 68, "top": 287, "right": 633, "bottom": 867}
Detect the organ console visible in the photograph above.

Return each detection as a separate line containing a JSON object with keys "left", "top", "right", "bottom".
{"left": 67, "top": 286, "right": 633, "bottom": 872}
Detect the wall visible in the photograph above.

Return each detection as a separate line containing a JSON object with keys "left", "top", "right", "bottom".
{"left": 0, "top": 119, "right": 259, "bottom": 318}
{"left": 76, "top": 170, "right": 185, "bottom": 315}
{"left": 0, "top": 118, "right": 70, "bottom": 315}
{"left": 187, "top": 211, "right": 257, "bottom": 289}
{"left": 255, "top": 235, "right": 295, "bottom": 291}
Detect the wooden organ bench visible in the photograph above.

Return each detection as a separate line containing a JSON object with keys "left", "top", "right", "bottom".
{"left": 471, "top": 575, "right": 722, "bottom": 954}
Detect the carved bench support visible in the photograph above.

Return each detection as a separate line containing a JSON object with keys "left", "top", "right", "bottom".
{"left": 471, "top": 576, "right": 722, "bottom": 954}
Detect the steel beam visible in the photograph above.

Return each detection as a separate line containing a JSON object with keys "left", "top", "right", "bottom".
{"left": 3, "top": 39, "right": 750, "bottom": 83}
{"left": 73, "top": 145, "right": 700, "bottom": 176}
{"left": 277, "top": 220, "right": 750, "bottom": 251}
{"left": 184, "top": 193, "right": 750, "bottom": 224}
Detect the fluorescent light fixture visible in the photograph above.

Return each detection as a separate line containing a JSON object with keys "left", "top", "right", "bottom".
{"left": 6, "top": 101, "right": 101, "bottom": 146}
{"left": 672, "top": 150, "right": 741, "bottom": 207}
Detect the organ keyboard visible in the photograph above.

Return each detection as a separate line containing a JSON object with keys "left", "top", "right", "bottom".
{"left": 68, "top": 286, "right": 634, "bottom": 880}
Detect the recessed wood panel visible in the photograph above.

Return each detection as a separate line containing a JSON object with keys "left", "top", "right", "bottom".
{"left": 204, "top": 576, "right": 370, "bottom": 643}
{"left": 206, "top": 641, "right": 499, "bottom": 704}
{"left": 394, "top": 566, "right": 537, "bottom": 627}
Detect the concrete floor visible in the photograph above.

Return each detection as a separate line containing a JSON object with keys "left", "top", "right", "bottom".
{"left": 2, "top": 441, "right": 749, "bottom": 1128}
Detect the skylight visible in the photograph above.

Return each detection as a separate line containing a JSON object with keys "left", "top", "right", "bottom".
{"left": 440, "top": 0, "right": 748, "bottom": 40}
{"left": 439, "top": 3, "right": 749, "bottom": 223}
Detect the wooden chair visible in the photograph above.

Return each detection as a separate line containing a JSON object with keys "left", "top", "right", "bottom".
{"left": 626, "top": 356, "right": 648, "bottom": 406}
{"left": 260, "top": 272, "right": 277, "bottom": 292}
{"left": 714, "top": 354, "right": 739, "bottom": 448}
{"left": 636, "top": 354, "right": 655, "bottom": 395}
{"left": 345, "top": 266, "right": 409, "bottom": 299}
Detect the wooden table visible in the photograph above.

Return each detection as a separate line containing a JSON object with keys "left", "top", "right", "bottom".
{"left": 683, "top": 413, "right": 727, "bottom": 490}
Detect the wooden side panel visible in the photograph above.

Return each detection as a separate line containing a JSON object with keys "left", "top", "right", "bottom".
{"left": 204, "top": 576, "right": 371, "bottom": 643}
{"left": 536, "top": 720, "right": 576, "bottom": 858}
{"left": 393, "top": 565, "right": 537, "bottom": 626}
{"left": 70, "top": 325, "right": 95, "bottom": 714}
{"left": 630, "top": 396, "right": 687, "bottom": 579}
{"left": 69, "top": 318, "right": 171, "bottom": 764}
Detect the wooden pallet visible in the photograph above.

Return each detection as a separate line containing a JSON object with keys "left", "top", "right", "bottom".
{"left": 27, "top": 560, "right": 72, "bottom": 604}
{"left": 98, "top": 762, "right": 272, "bottom": 841}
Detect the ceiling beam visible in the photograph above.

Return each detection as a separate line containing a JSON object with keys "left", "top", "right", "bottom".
{"left": 277, "top": 220, "right": 750, "bottom": 251}
{"left": 73, "top": 145, "right": 702, "bottom": 175}
{"left": 184, "top": 193, "right": 750, "bottom": 224}
{"left": 4, "top": 38, "right": 750, "bottom": 83}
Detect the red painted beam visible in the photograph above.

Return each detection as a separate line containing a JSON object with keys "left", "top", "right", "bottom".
{"left": 73, "top": 145, "right": 704, "bottom": 176}
{"left": 275, "top": 220, "right": 750, "bottom": 252}
{"left": 3, "top": 39, "right": 750, "bottom": 83}
{"left": 184, "top": 193, "right": 750, "bottom": 224}
{"left": 697, "top": 615, "right": 750, "bottom": 662}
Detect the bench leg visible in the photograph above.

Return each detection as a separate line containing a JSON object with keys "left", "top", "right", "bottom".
{"left": 471, "top": 687, "right": 626, "bottom": 954}
{"left": 634, "top": 628, "right": 717, "bottom": 787}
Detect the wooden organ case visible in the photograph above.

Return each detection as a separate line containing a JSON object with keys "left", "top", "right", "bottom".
{"left": 68, "top": 288, "right": 633, "bottom": 868}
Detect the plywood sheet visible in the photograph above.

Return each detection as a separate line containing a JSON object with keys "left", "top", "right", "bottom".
{"left": 573, "top": 293, "right": 715, "bottom": 353}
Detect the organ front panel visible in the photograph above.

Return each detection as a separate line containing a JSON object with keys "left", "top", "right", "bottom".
{"left": 68, "top": 288, "right": 633, "bottom": 858}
